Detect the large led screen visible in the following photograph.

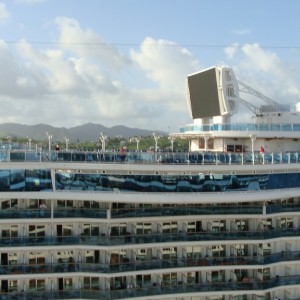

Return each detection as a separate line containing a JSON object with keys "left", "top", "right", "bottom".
{"left": 187, "top": 67, "right": 222, "bottom": 118}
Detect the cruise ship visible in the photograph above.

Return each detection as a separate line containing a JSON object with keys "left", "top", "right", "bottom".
{"left": 1, "top": 66, "right": 300, "bottom": 300}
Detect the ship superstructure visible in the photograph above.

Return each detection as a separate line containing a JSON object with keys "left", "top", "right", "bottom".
{"left": 0, "top": 67, "right": 300, "bottom": 300}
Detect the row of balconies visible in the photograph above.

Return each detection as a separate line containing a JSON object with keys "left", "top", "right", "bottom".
{"left": 1, "top": 228, "right": 300, "bottom": 247}
{"left": 0, "top": 251, "right": 299, "bottom": 275}
{"left": 0, "top": 275, "right": 299, "bottom": 300}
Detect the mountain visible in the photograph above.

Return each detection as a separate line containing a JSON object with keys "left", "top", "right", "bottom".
{"left": 0, "top": 123, "right": 166, "bottom": 142}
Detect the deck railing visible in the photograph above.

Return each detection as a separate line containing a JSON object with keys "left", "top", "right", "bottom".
{"left": 0, "top": 149, "right": 300, "bottom": 165}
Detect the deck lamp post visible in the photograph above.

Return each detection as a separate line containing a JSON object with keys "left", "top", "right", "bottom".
{"left": 65, "top": 137, "right": 69, "bottom": 151}
{"left": 168, "top": 136, "right": 176, "bottom": 152}
{"left": 100, "top": 132, "right": 107, "bottom": 152}
{"left": 27, "top": 137, "right": 32, "bottom": 151}
{"left": 153, "top": 133, "right": 160, "bottom": 152}
{"left": 250, "top": 134, "right": 257, "bottom": 165}
{"left": 131, "top": 137, "right": 140, "bottom": 151}
{"left": 46, "top": 132, "right": 52, "bottom": 151}
{"left": 7, "top": 136, "right": 11, "bottom": 150}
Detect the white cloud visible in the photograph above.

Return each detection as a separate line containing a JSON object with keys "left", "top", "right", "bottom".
{"left": 0, "top": 2, "right": 9, "bottom": 23}
{"left": 131, "top": 37, "right": 200, "bottom": 89}
{"left": 239, "top": 44, "right": 300, "bottom": 101}
{"left": 131, "top": 37, "right": 201, "bottom": 113}
{"left": 55, "top": 17, "right": 129, "bottom": 71}
{"left": 16, "top": 39, "right": 89, "bottom": 94}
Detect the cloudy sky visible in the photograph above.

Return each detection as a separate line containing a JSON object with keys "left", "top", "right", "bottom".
{"left": 0, "top": 0, "right": 300, "bottom": 132}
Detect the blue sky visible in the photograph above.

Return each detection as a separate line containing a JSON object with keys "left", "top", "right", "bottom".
{"left": 0, "top": 0, "right": 300, "bottom": 132}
